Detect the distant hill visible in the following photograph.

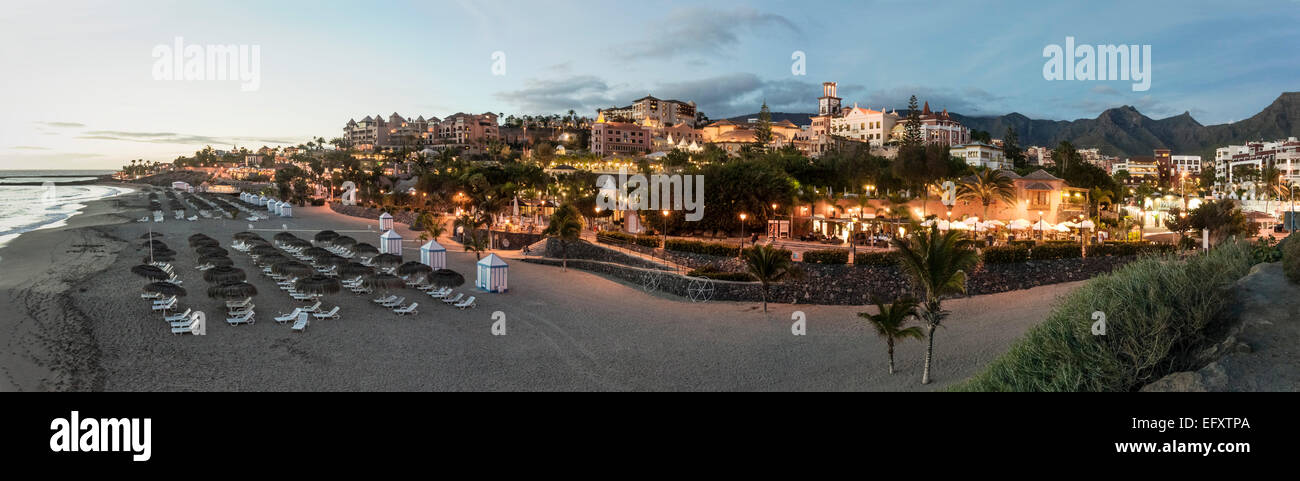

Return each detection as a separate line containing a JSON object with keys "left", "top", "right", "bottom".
{"left": 721, "top": 112, "right": 817, "bottom": 125}
{"left": 724, "top": 92, "right": 1300, "bottom": 158}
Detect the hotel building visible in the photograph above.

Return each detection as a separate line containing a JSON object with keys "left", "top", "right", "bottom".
{"left": 1215, "top": 138, "right": 1300, "bottom": 186}
{"left": 830, "top": 104, "right": 900, "bottom": 147}
{"left": 591, "top": 118, "right": 651, "bottom": 156}
{"left": 597, "top": 95, "right": 698, "bottom": 128}
{"left": 950, "top": 142, "right": 1009, "bottom": 170}
{"left": 343, "top": 113, "right": 438, "bottom": 151}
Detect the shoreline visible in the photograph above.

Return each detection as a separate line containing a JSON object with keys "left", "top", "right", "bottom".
{"left": 0, "top": 189, "right": 138, "bottom": 391}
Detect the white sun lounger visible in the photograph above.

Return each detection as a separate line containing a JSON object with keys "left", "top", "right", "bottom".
{"left": 275, "top": 308, "right": 303, "bottom": 324}
{"left": 454, "top": 296, "right": 476, "bottom": 309}
{"left": 151, "top": 299, "right": 178, "bottom": 311}
{"left": 170, "top": 326, "right": 192, "bottom": 335}
{"left": 312, "top": 306, "right": 340, "bottom": 320}
{"left": 164, "top": 309, "right": 192, "bottom": 322}
{"left": 291, "top": 313, "right": 309, "bottom": 332}
{"left": 226, "top": 311, "right": 254, "bottom": 325}
{"left": 380, "top": 296, "right": 405, "bottom": 308}
{"left": 300, "top": 301, "right": 322, "bottom": 313}
{"left": 228, "top": 305, "right": 255, "bottom": 316}
{"left": 393, "top": 303, "right": 418, "bottom": 315}
{"left": 441, "top": 293, "right": 463, "bottom": 305}
{"left": 372, "top": 295, "right": 397, "bottom": 305}
{"left": 141, "top": 292, "right": 163, "bottom": 300}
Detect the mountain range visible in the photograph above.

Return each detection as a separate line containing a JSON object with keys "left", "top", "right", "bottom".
{"left": 724, "top": 92, "right": 1300, "bottom": 159}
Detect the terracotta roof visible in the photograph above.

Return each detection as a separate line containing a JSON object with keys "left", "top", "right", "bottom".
{"left": 1022, "top": 169, "right": 1061, "bottom": 180}
{"left": 1024, "top": 182, "right": 1054, "bottom": 191}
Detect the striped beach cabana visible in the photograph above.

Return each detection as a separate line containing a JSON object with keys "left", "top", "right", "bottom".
{"left": 380, "top": 229, "right": 402, "bottom": 255}
{"left": 475, "top": 253, "right": 508, "bottom": 293}
{"left": 280, "top": 203, "right": 293, "bottom": 217}
{"left": 379, "top": 212, "right": 394, "bottom": 231}
{"left": 420, "top": 239, "right": 446, "bottom": 270}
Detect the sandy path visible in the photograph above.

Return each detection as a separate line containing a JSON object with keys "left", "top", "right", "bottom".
{"left": 8, "top": 191, "right": 1084, "bottom": 391}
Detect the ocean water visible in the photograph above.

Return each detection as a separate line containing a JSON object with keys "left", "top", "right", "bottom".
{"left": 0, "top": 184, "right": 134, "bottom": 251}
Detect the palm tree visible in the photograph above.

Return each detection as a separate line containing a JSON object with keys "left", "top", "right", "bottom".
{"left": 891, "top": 225, "right": 980, "bottom": 384}
{"left": 742, "top": 244, "right": 800, "bottom": 313}
{"left": 859, "top": 297, "right": 926, "bottom": 374}
{"left": 543, "top": 204, "right": 584, "bottom": 271}
{"left": 416, "top": 212, "right": 446, "bottom": 243}
{"left": 957, "top": 168, "right": 1016, "bottom": 221}
{"left": 462, "top": 230, "right": 488, "bottom": 260}
{"left": 454, "top": 213, "right": 484, "bottom": 243}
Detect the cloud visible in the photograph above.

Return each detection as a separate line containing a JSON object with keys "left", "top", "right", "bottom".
{"left": 1089, "top": 85, "right": 1119, "bottom": 95}
{"left": 614, "top": 7, "right": 799, "bottom": 60}
{"left": 11, "top": 146, "right": 51, "bottom": 150}
{"left": 75, "top": 130, "right": 302, "bottom": 146}
{"left": 35, "top": 121, "right": 85, "bottom": 128}
{"left": 494, "top": 75, "right": 621, "bottom": 114}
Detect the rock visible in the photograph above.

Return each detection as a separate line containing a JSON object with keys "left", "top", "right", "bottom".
{"left": 1233, "top": 342, "right": 1253, "bottom": 354}
{"left": 1141, "top": 371, "right": 1209, "bottom": 392}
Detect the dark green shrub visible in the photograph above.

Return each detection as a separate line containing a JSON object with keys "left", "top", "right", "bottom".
{"left": 983, "top": 245, "right": 1029, "bottom": 264}
{"left": 955, "top": 241, "right": 1254, "bottom": 392}
{"left": 1009, "top": 240, "right": 1037, "bottom": 249}
{"left": 854, "top": 251, "right": 899, "bottom": 267}
{"left": 666, "top": 239, "right": 741, "bottom": 257}
{"left": 597, "top": 231, "right": 660, "bottom": 248}
{"left": 1283, "top": 235, "right": 1300, "bottom": 283}
{"left": 802, "top": 249, "right": 849, "bottom": 264}
{"left": 1030, "top": 243, "right": 1083, "bottom": 260}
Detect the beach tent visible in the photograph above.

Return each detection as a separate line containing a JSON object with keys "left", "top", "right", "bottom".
{"left": 420, "top": 240, "right": 446, "bottom": 270}
{"left": 475, "top": 253, "right": 508, "bottom": 293}
{"left": 280, "top": 204, "right": 293, "bottom": 217}
{"left": 268, "top": 200, "right": 278, "bottom": 213}
{"left": 380, "top": 229, "right": 402, "bottom": 255}
{"left": 379, "top": 212, "right": 394, "bottom": 231}
{"left": 258, "top": 195, "right": 267, "bottom": 206}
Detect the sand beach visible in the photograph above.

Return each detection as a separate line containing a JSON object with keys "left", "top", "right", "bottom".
{"left": 0, "top": 185, "right": 1084, "bottom": 391}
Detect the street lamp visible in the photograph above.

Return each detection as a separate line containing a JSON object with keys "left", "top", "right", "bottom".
{"left": 661, "top": 210, "right": 670, "bottom": 249}
{"left": 739, "top": 213, "right": 748, "bottom": 253}
{"left": 1037, "top": 210, "right": 1044, "bottom": 241}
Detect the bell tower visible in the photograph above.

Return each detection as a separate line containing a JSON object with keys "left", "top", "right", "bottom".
{"left": 818, "top": 82, "right": 842, "bottom": 117}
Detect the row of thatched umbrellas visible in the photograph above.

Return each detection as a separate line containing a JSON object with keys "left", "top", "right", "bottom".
{"left": 190, "top": 233, "right": 258, "bottom": 302}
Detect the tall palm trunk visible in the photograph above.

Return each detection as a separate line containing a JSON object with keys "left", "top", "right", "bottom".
{"left": 922, "top": 324, "right": 936, "bottom": 384}
{"left": 761, "top": 284, "right": 769, "bottom": 313}
{"left": 887, "top": 338, "right": 896, "bottom": 375}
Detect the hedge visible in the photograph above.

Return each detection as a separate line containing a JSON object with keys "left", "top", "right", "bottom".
{"left": 1089, "top": 242, "right": 1174, "bottom": 257}
{"left": 1030, "top": 243, "right": 1083, "bottom": 260}
{"left": 983, "top": 245, "right": 1029, "bottom": 264}
{"left": 597, "top": 231, "right": 660, "bottom": 248}
{"left": 666, "top": 239, "right": 741, "bottom": 257}
{"left": 802, "top": 249, "right": 849, "bottom": 264}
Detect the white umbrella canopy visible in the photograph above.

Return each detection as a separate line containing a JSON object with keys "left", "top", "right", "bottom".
{"left": 937, "top": 220, "right": 951, "bottom": 230}
{"left": 1060, "top": 220, "right": 1081, "bottom": 229}
{"left": 1080, "top": 219, "right": 1097, "bottom": 229}
{"left": 1054, "top": 223, "right": 1072, "bottom": 232}
{"left": 986, "top": 219, "right": 1007, "bottom": 226}
{"left": 1032, "top": 219, "right": 1053, "bottom": 231}
{"left": 1008, "top": 219, "right": 1032, "bottom": 230}
{"left": 950, "top": 220, "right": 971, "bottom": 230}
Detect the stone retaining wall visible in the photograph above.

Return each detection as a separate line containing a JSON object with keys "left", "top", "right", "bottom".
{"left": 533, "top": 243, "right": 1141, "bottom": 305}
{"left": 328, "top": 202, "right": 418, "bottom": 228}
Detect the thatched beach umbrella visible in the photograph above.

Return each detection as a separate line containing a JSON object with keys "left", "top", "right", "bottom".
{"left": 139, "top": 232, "right": 164, "bottom": 239}
{"left": 144, "top": 281, "right": 187, "bottom": 297}
{"left": 371, "top": 253, "right": 402, "bottom": 269}
{"left": 273, "top": 232, "right": 299, "bottom": 243}
{"left": 332, "top": 236, "right": 357, "bottom": 249}
{"left": 425, "top": 269, "right": 465, "bottom": 288}
{"left": 362, "top": 273, "right": 406, "bottom": 291}
{"left": 314, "top": 230, "right": 340, "bottom": 244}
{"left": 283, "top": 238, "right": 312, "bottom": 250}
{"left": 207, "top": 281, "right": 257, "bottom": 300}
{"left": 202, "top": 266, "right": 247, "bottom": 284}
{"left": 233, "top": 231, "right": 264, "bottom": 242}
{"left": 197, "top": 255, "right": 234, "bottom": 268}
{"left": 272, "top": 261, "right": 315, "bottom": 278}
{"left": 352, "top": 243, "right": 379, "bottom": 257}
{"left": 250, "top": 245, "right": 281, "bottom": 257}
{"left": 294, "top": 275, "right": 341, "bottom": 296}
{"left": 396, "top": 261, "right": 432, "bottom": 278}
{"left": 131, "top": 264, "right": 170, "bottom": 281}
{"left": 190, "top": 237, "right": 220, "bottom": 249}
{"left": 338, "top": 262, "right": 375, "bottom": 278}
{"left": 302, "top": 247, "right": 333, "bottom": 260}
{"left": 188, "top": 233, "right": 214, "bottom": 244}
{"left": 196, "top": 246, "right": 229, "bottom": 257}
{"left": 140, "top": 239, "right": 169, "bottom": 250}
